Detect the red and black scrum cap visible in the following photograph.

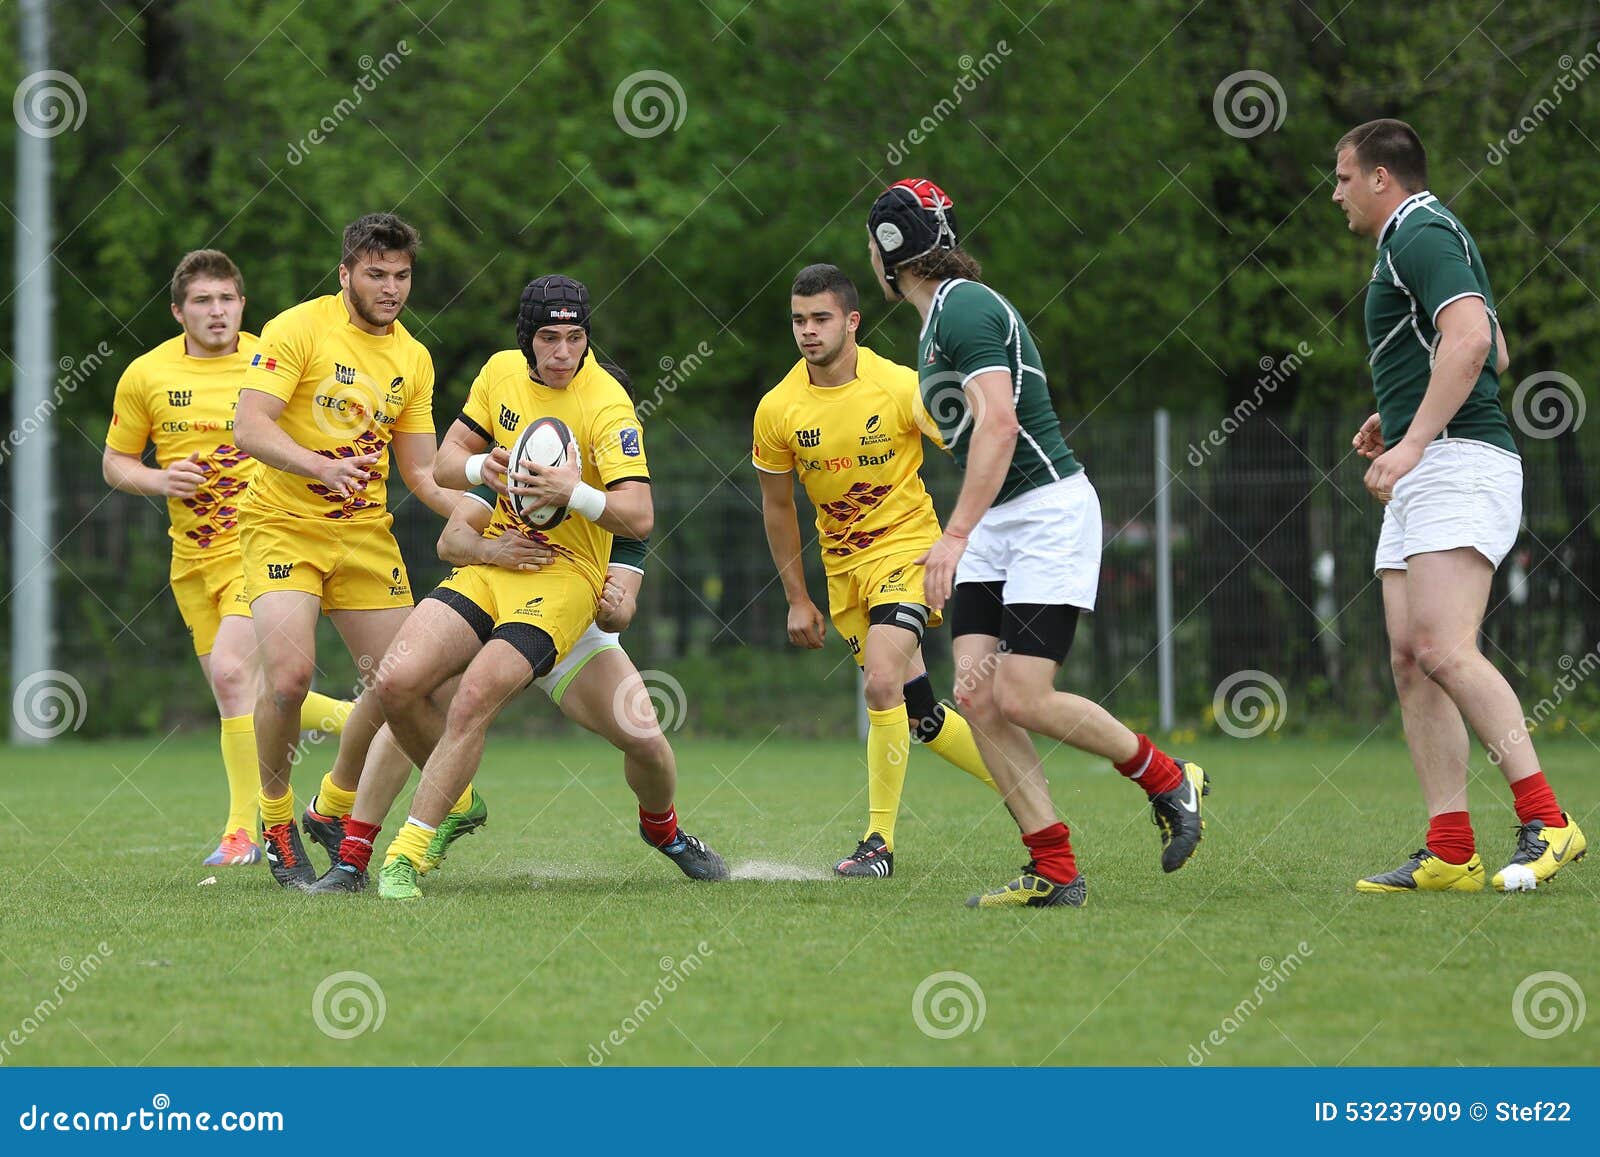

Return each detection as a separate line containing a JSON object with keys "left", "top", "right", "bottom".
{"left": 867, "top": 179, "right": 959, "bottom": 273}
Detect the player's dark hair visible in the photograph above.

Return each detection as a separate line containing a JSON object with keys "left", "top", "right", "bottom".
{"left": 791, "top": 264, "right": 859, "bottom": 314}
{"left": 171, "top": 249, "right": 244, "bottom": 305}
{"left": 1336, "top": 119, "right": 1428, "bottom": 192}
{"left": 340, "top": 212, "right": 420, "bottom": 269}
{"left": 600, "top": 360, "right": 633, "bottom": 400}
{"left": 899, "top": 245, "right": 982, "bottom": 284}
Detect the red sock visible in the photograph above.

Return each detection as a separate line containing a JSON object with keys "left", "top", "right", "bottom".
{"left": 339, "top": 819, "right": 381, "bottom": 872}
{"left": 1114, "top": 734, "right": 1182, "bottom": 796}
{"left": 1510, "top": 772, "right": 1564, "bottom": 828}
{"left": 1426, "top": 811, "right": 1475, "bottom": 866}
{"left": 640, "top": 807, "right": 678, "bottom": 848}
{"left": 1022, "top": 822, "right": 1078, "bottom": 885}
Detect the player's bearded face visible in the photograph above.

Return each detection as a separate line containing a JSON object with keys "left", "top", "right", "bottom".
{"left": 532, "top": 325, "right": 588, "bottom": 387}
{"left": 341, "top": 250, "right": 413, "bottom": 329}
{"left": 173, "top": 276, "right": 244, "bottom": 354}
{"left": 791, "top": 294, "right": 855, "bottom": 367}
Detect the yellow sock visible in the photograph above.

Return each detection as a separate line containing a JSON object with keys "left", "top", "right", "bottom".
{"left": 384, "top": 820, "right": 434, "bottom": 868}
{"left": 259, "top": 786, "right": 294, "bottom": 829}
{"left": 301, "top": 692, "right": 354, "bottom": 735}
{"left": 866, "top": 704, "right": 911, "bottom": 850}
{"left": 924, "top": 709, "right": 999, "bottom": 792}
{"left": 315, "top": 771, "right": 358, "bottom": 818}
{"left": 219, "top": 714, "right": 259, "bottom": 837}
{"left": 450, "top": 783, "right": 475, "bottom": 815}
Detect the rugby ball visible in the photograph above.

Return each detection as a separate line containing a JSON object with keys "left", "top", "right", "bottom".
{"left": 509, "top": 416, "right": 581, "bottom": 530}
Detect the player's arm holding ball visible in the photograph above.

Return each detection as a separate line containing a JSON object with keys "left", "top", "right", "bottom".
{"left": 435, "top": 358, "right": 514, "bottom": 495}
{"left": 436, "top": 419, "right": 512, "bottom": 494}
{"left": 513, "top": 404, "right": 655, "bottom": 539}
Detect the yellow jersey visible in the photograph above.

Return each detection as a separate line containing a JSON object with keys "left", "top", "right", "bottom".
{"left": 106, "top": 332, "right": 259, "bottom": 559}
{"left": 752, "top": 345, "right": 943, "bottom": 574}
{"left": 457, "top": 351, "right": 649, "bottom": 594}
{"left": 238, "top": 293, "right": 435, "bottom": 523}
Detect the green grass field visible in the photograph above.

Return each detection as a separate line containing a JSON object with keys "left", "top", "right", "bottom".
{"left": 0, "top": 731, "right": 1593, "bottom": 1067}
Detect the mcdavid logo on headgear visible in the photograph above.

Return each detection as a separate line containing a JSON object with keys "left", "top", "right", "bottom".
{"left": 517, "top": 274, "right": 593, "bottom": 373}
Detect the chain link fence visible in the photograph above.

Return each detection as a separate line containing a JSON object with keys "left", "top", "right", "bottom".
{"left": 5, "top": 409, "right": 1597, "bottom": 738}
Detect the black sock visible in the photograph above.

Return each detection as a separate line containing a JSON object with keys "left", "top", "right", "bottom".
{"left": 902, "top": 673, "right": 945, "bottom": 743}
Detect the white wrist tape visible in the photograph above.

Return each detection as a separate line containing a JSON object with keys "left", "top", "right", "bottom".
{"left": 569, "top": 481, "right": 607, "bottom": 522}
{"left": 464, "top": 453, "right": 488, "bottom": 486}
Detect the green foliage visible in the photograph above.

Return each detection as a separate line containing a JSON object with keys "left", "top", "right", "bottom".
{"left": 3, "top": 0, "right": 1598, "bottom": 736}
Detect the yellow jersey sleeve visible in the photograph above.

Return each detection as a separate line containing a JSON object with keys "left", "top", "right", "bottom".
{"left": 239, "top": 307, "right": 313, "bottom": 403}
{"left": 105, "top": 361, "right": 152, "bottom": 455}
{"left": 751, "top": 390, "right": 794, "bottom": 474}
{"left": 458, "top": 360, "right": 495, "bottom": 439}
{"left": 893, "top": 362, "right": 946, "bottom": 450}
{"left": 394, "top": 347, "right": 436, "bottom": 435}
{"left": 587, "top": 397, "right": 650, "bottom": 487}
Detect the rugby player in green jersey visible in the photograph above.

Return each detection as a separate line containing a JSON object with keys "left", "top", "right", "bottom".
{"left": 1335, "top": 119, "right": 1583, "bottom": 894}
{"left": 865, "top": 179, "right": 1209, "bottom": 908}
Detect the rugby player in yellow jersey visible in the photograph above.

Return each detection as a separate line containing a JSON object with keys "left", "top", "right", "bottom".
{"left": 304, "top": 359, "right": 719, "bottom": 895}
{"left": 234, "top": 213, "right": 461, "bottom": 888}
{"left": 102, "top": 250, "right": 352, "bottom": 867}
{"left": 353, "top": 277, "right": 727, "bottom": 898}
{"left": 754, "top": 264, "right": 999, "bottom": 879}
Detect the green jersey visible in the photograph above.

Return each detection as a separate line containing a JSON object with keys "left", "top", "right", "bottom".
{"left": 1365, "top": 191, "right": 1516, "bottom": 454}
{"left": 466, "top": 484, "right": 648, "bottom": 570}
{"left": 915, "top": 278, "right": 1079, "bottom": 504}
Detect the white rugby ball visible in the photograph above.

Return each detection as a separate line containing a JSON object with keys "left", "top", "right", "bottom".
{"left": 509, "top": 416, "right": 580, "bottom": 530}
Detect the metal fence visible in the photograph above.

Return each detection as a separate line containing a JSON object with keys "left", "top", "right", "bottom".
{"left": 6, "top": 408, "right": 1597, "bottom": 738}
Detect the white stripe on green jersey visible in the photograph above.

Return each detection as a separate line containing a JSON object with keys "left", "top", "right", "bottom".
{"left": 915, "top": 278, "right": 1078, "bottom": 504}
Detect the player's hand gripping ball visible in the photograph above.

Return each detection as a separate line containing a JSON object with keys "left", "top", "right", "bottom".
{"left": 509, "top": 416, "right": 581, "bottom": 530}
